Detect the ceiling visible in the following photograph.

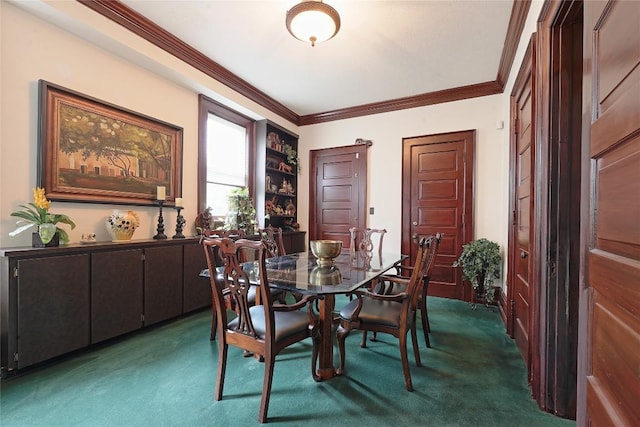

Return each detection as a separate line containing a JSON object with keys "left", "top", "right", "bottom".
{"left": 114, "top": 0, "right": 516, "bottom": 121}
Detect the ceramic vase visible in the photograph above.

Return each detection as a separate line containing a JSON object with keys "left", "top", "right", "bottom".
{"left": 106, "top": 210, "right": 140, "bottom": 242}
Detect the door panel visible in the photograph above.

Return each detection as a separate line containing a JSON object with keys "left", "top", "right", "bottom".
{"left": 582, "top": 1, "right": 640, "bottom": 425}
{"left": 309, "top": 145, "right": 367, "bottom": 247}
{"left": 402, "top": 130, "right": 474, "bottom": 300}
{"left": 509, "top": 37, "right": 536, "bottom": 374}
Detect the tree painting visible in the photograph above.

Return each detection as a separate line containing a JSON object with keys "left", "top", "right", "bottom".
{"left": 59, "top": 104, "right": 170, "bottom": 179}
{"left": 53, "top": 104, "right": 175, "bottom": 198}
{"left": 40, "top": 80, "right": 182, "bottom": 205}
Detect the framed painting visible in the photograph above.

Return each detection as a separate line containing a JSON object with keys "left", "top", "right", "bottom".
{"left": 38, "top": 80, "right": 183, "bottom": 206}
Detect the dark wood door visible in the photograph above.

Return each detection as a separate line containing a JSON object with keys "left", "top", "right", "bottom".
{"left": 17, "top": 255, "right": 90, "bottom": 369}
{"left": 309, "top": 145, "right": 367, "bottom": 247}
{"left": 509, "top": 37, "right": 536, "bottom": 376}
{"left": 402, "top": 130, "right": 474, "bottom": 300}
{"left": 581, "top": 1, "right": 640, "bottom": 425}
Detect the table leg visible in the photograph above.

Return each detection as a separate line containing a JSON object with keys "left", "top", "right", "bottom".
{"left": 315, "top": 294, "right": 337, "bottom": 380}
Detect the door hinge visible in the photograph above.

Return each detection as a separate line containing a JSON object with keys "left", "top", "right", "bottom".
{"left": 13, "top": 267, "right": 18, "bottom": 278}
{"left": 356, "top": 153, "right": 360, "bottom": 159}
{"left": 140, "top": 314, "right": 145, "bottom": 322}
{"left": 13, "top": 352, "right": 18, "bottom": 362}
{"left": 141, "top": 253, "right": 145, "bottom": 261}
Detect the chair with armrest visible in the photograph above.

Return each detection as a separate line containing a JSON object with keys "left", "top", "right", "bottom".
{"left": 378, "top": 232, "right": 443, "bottom": 348}
{"left": 335, "top": 236, "right": 432, "bottom": 392}
{"left": 202, "top": 229, "right": 285, "bottom": 341}
{"left": 201, "top": 237, "right": 319, "bottom": 423}
{"left": 348, "top": 227, "right": 387, "bottom": 344}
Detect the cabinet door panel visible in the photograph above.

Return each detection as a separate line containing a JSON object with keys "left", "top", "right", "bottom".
{"left": 144, "top": 246, "right": 183, "bottom": 325}
{"left": 17, "top": 254, "right": 90, "bottom": 368}
{"left": 283, "top": 231, "right": 306, "bottom": 254}
{"left": 91, "top": 249, "right": 143, "bottom": 343}
{"left": 183, "top": 242, "right": 210, "bottom": 313}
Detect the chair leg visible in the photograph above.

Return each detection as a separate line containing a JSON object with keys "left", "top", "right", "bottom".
{"left": 411, "top": 318, "right": 422, "bottom": 368}
{"left": 210, "top": 307, "right": 217, "bottom": 340}
{"left": 360, "top": 330, "right": 368, "bottom": 348}
{"left": 420, "top": 297, "right": 430, "bottom": 348}
{"left": 258, "top": 354, "right": 275, "bottom": 423}
{"left": 398, "top": 333, "right": 414, "bottom": 392}
{"left": 215, "top": 342, "right": 228, "bottom": 401}
{"left": 336, "top": 324, "right": 351, "bottom": 375}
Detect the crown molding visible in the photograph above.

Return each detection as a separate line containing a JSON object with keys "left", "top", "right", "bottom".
{"left": 77, "top": 0, "right": 299, "bottom": 125}
{"left": 78, "top": 0, "right": 530, "bottom": 126}
{"left": 299, "top": 81, "right": 503, "bottom": 125}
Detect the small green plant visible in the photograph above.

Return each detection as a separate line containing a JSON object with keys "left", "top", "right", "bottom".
{"left": 282, "top": 143, "right": 301, "bottom": 174}
{"left": 453, "top": 238, "right": 502, "bottom": 303}
{"left": 9, "top": 187, "right": 76, "bottom": 243}
{"left": 226, "top": 187, "right": 257, "bottom": 234}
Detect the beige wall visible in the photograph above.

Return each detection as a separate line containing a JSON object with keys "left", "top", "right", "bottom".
{"left": 1, "top": 0, "right": 544, "bottom": 290}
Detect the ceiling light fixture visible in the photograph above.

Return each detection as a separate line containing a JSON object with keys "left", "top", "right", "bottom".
{"left": 286, "top": 0, "right": 341, "bottom": 47}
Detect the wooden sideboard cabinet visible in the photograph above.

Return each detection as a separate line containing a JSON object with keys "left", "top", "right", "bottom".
{"left": 282, "top": 231, "right": 306, "bottom": 254}
{"left": 1, "top": 238, "right": 210, "bottom": 377}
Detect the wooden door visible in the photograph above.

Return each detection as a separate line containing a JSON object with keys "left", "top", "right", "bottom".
{"left": 309, "top": 145, "right": 367, "bottom": 247}
{"left": 401, "top": 130, "right": 474, "bottom": 300}
{"left": 580, "top": 1, "right": 640, "bottom": 425}
{"left": 509, "top": 37, "right": 536, "bottom": 377}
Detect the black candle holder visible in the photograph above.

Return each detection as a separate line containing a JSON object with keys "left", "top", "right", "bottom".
{"left": 153, "top": 200, "right": 167, "bottom": 240}
{"left": 173, "top": 207, "right": 185, "bottom": 239}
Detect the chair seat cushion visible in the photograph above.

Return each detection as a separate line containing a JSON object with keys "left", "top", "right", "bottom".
{"left": 228, "top": 305, "right": 310, "bottom": 342}
{"left": 248, "top": 285, "right": 284, "bottom": 305}
{"left": 339, "top": 298, "right": 402, "bottom": 328}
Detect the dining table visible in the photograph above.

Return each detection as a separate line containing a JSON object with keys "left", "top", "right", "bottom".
{"left": 202, "top": 248, "right": 406, "bottom": 380}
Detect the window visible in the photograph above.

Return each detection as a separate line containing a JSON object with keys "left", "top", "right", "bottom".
{"left": 198, "top": 96, "right": 255, "bottom": 223}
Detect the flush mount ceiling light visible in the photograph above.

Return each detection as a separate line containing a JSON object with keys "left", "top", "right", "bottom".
{"left": 286, "top": 0, "right": 341, "bottom": 47}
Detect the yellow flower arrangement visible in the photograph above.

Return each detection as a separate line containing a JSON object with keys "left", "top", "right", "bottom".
{"left": 9, "top": 188, "right": 76, "bottom": 243}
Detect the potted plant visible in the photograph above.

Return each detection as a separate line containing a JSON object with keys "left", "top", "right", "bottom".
{"left": 282, "top": 143, "right": 301, "bottom": 174}
{"left": 453, "top": 238, "right": 502, "bottom": 304}
{"left": 226, "top": 187, "right": 257, "bottom": 235}
{"left": 9, "top": 187, "right": 76, "bottom": 246}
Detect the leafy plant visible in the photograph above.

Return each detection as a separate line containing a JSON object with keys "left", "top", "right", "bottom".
{"left": 453, "top": 238, "right": 502, "bottom": 303}
{"left": 226, "top": 187, "right": 257, "bottom": 234}
{"left": 9, "top": 187, "right": 76, "bottom": 243}
{"left": 282, "top": 143, "right": 301, "bottom": 174}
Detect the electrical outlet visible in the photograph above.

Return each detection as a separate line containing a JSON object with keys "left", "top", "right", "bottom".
{"left": 369, "top": 207, "right": 374, "bottom": 214}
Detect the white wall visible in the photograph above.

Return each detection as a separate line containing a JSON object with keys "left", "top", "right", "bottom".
{"left": 1, "top": 0, "right": 545, "bottom": 293}
{"left": 0, "top": 0, "right": 292, "bottom": 247}
{"left": 296, "top": 95, "right": 508, "bottom": 253}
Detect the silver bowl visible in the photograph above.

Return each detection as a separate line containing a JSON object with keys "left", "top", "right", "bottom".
{"left": 310, "top": 240, "right": 343, "bottom": 266}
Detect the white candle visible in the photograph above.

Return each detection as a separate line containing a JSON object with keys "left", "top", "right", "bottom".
{"left": 175, "top": 197, "right": 183, "bottom": 208}
{"left": 156, "top": 186, "right": 166, "bottom": 201}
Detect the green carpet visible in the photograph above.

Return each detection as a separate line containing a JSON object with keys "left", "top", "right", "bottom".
{"left": 0, "top": 297, "right": 575, "bottom": 426}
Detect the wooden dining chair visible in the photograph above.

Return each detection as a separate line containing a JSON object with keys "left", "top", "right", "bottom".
{"left": 259, "top": 226, "right": 286, "bottom": 258}
{"left": 349, "top": 227, "right": 386, "bottom": 257}
{"left": 201, "top": 231, "right": 286, "bottom": 341}
{"left": 201, "top": 237, "right": 319, "bottom": 423}
{"left": 336, "top": 236, "right": 432, "bottom": 392}
{"left": 348, "top": 227, "right": 387, "bottom": 344}
{"left": 379, "top": 233, "right": 443, "bottom": 348}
